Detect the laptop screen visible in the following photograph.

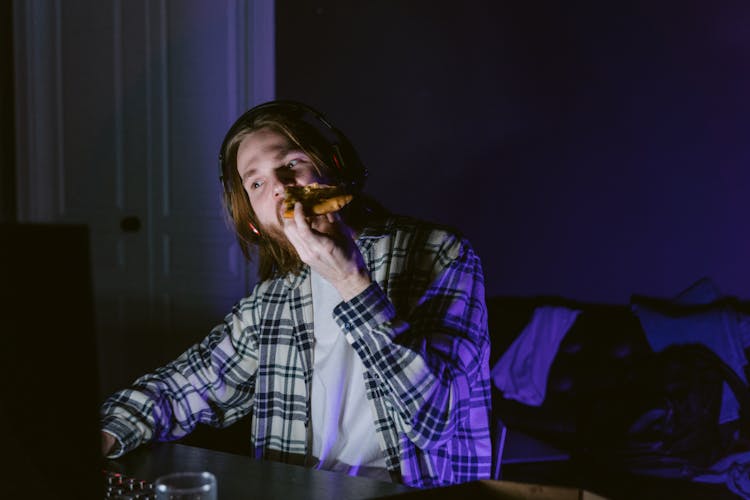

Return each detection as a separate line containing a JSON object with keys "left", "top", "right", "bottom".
{"left": 0, "top": 223, "right": 102, "bottom": 498}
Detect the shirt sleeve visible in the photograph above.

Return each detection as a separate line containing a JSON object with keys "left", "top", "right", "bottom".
{"left": 100, "top": 301, "right": 259, "bottom": 457}
{"left": 333, "top": 232, "right": 489, "bottom": 450}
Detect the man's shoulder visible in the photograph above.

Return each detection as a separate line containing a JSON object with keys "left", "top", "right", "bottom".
{"left": 362, "top": 215, "right": 477, "bottom": 265}
{"left": 238, "top": 271, "right": 295, "bottom": 307}
{"left": 362, "top": 214, "right": 467, "bottom": 242}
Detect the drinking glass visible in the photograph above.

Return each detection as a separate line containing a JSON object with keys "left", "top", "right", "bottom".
{"left": 154, "top": 471, "right": 217, "bottom": 500}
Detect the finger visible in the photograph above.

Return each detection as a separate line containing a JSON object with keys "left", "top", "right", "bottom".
{"left": 281, "top": 204, "right": 302, "bottom": 237}
{"left": 280, "top": 201, "right": 296, "bottom": 227}
{"left": 283, "top": 221, "right": 313, "bottom": 262}
{"left": 282, "top": 208, "right": 305, "bottom": 243}
{"left": 292, "top": 202, "right": 315, "bottom": 237}
{"left": 311, "top": 211, "right": 337, "bottom": 235}
{"left": 296, "top": 205, "right": 337, "bottom": 241}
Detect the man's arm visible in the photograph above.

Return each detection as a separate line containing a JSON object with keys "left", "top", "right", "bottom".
{"left": 334, "top": 231, "right": 489, "bottom": 450}
{"left": 100, "top": 305, "right": 259, "bottom": 457}
{"left": 282, "top": 208, "right": 489, "bottom": 449}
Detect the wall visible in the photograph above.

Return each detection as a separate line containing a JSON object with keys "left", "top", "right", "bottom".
{"left": 1, "top": 0, "right": 14, "bottom": 222}
{"left": 276, "top": 0, "right": 750, "bottom": 302}
{"left": 12, "top": 0, "right": 273, "bottom": 396}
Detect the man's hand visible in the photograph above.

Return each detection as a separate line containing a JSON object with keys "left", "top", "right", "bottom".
{"left": 283, "top": 202, "right": 371, "bottom": 301}
{"left": 101, "top": 431, "right": 116, "bottom": 457}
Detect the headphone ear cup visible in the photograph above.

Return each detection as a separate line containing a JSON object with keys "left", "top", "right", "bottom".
{"left": 330, "top": 136, "right": 367, "bottom": 192}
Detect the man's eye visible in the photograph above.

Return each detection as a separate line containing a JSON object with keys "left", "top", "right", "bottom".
{"left": 287, "top": 159, "right": 299, "bottom": 169}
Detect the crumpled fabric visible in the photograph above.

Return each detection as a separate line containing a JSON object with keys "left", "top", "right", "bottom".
{"left": 491, "top": 306, "right": 581, "bottom": 406}
{"left": 694, "top": 450, "right": 750, "bottom": 499}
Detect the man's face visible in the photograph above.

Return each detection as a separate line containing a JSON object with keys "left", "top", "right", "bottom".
{"left": 236, "top": 127, "right": 322, "bottom": 232}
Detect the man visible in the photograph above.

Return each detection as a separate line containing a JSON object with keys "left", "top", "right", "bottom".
{"left": 100, "top": 101, "right": 491, "bottom": 488}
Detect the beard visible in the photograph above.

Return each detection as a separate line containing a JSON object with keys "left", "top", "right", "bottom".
{"left": 256, "top": 219, "right": 304, "bottom": 280}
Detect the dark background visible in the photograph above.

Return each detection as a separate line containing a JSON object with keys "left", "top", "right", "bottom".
{"left": 4, "top": 1, "right": 750, "bottom": 304}
{"left": 276, "top": 0, "right": 750, "bottom": 303}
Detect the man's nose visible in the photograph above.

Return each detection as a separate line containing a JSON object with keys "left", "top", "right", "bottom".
{"left": 272, "top": 181, "right": 286, "bottom": 198}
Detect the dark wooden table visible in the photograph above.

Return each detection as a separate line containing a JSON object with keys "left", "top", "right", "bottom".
{"left": 105, "top": 442, "right": 413, "bottom": 499}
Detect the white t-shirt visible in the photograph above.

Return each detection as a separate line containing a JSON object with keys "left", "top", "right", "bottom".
{"left": 310, "top": 270, "right": 388, "bottom": 479}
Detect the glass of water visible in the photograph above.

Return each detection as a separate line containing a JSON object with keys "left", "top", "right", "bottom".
{"left": 154, "top": 471, "right": 217, "bottom": 500}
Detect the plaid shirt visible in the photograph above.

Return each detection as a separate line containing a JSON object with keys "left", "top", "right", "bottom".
{"left": 101, "top": 215, "right": 492, "bottom": 488}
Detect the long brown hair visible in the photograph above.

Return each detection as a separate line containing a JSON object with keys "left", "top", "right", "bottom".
{"left": 218, "top": 101, "right": 387, "bottom": 281}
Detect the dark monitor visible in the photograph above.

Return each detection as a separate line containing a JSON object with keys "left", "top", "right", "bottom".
{"left": 0, "top": 223, "right": 102, "bottom": 498}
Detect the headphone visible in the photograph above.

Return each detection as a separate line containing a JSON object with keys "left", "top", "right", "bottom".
{"left": 218, "top": 100, "right": 368, "bottom": 218}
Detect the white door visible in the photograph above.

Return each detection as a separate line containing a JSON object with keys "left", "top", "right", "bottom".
{"left": 13, "top": 0, "right": 274, "bottom": 398}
